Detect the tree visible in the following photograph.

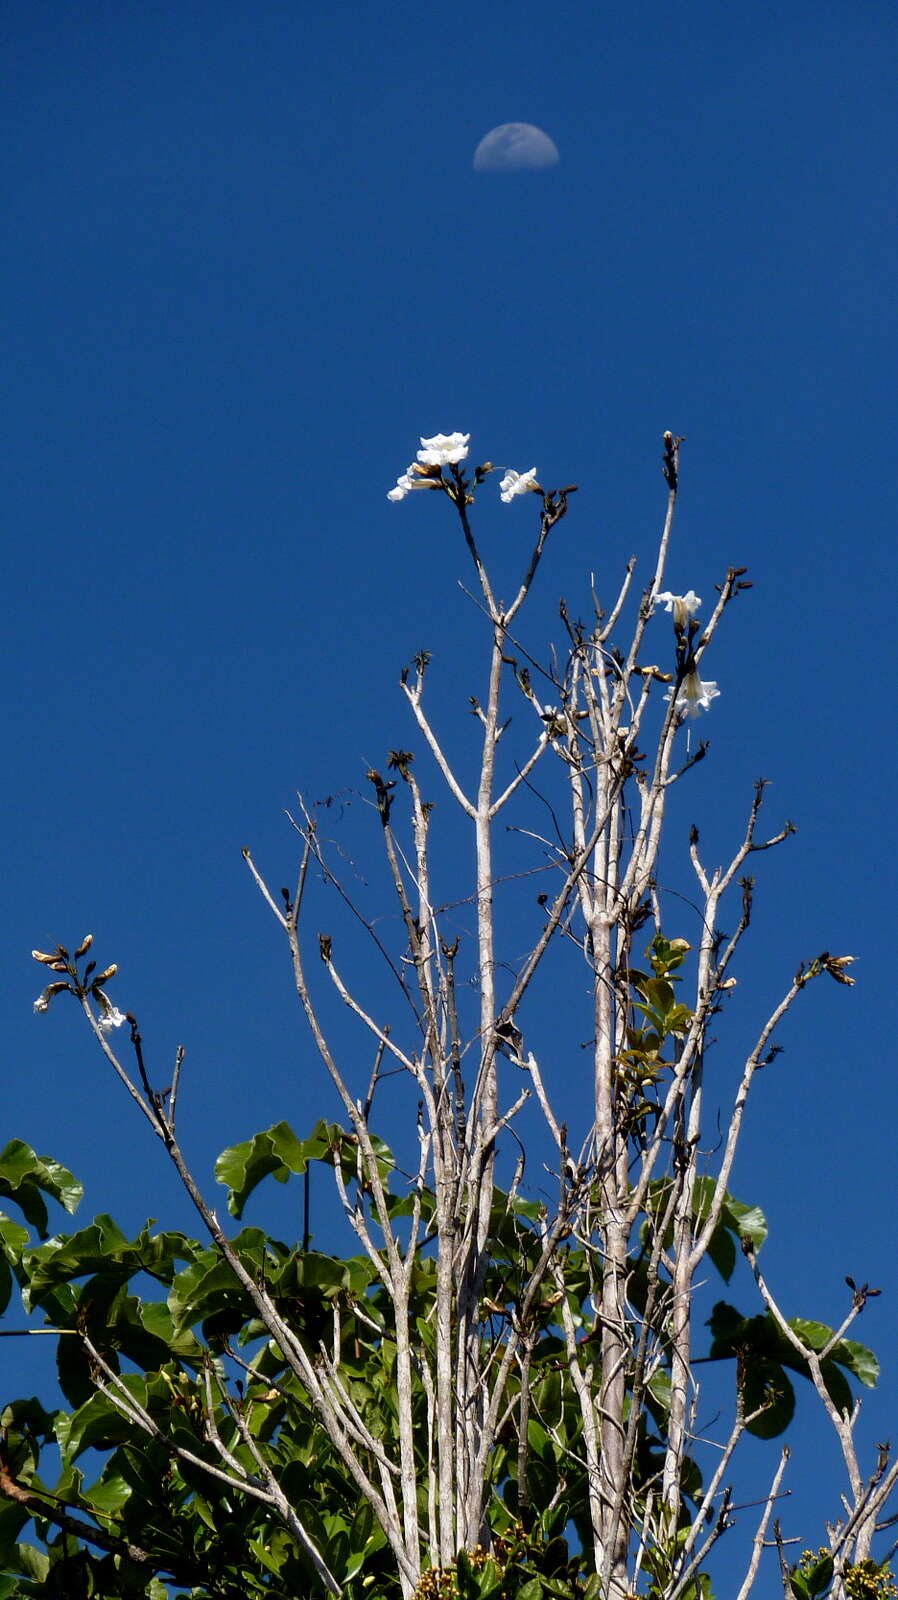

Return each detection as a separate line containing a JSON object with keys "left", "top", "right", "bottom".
{"left": 2, "top": 432, "right": 894, "bottom": 1600}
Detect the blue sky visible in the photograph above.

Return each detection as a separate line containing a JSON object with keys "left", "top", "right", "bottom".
{"left": 3, "top": 0, "right": 898, "bottom": 1579}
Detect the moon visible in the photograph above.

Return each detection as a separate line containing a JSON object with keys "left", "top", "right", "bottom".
{"left": 473, "top": 123, "right": 560, "bottom": 173}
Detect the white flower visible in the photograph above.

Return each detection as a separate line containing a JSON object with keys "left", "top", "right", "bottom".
{"left": 33, "top": 995, "right": 50, "bottom": 1014}
{"left": 97, "top": 1004, "right": 127, "bottom": 1032}
{"left": 387, "top": 465, "right": 435, "bottom": 501}
{"left": 667, "top": 668, "right": 720, "bottom": 719}
{"left": 416, "top": 432, "right": 470, "bottom": 467}
{"left": 499, "top": 467, "right": 540, "bottom": 503}
{"left": 656, "top": 590, "right": 702, "bottom": 628}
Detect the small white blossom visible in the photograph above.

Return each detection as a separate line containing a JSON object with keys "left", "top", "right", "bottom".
{"left": 33, "top": 995, "right": 50, "bottom": 1014}
{"left": 656, "top": 590, "right": 702, "bottom": 628}
{"left": 387, "top": 464, "right": 436, "bottom": 501}
{"left": 97, "top": 1004, "right": 127, "bottom": 1032}
{"left": 499, "top": 467, "right": 540, "bottom": 503}
{"left": 667, "top": 668, "right": 720, "bottom": 719}
{"left": 416, "top": 432, "right": 470, "bottom": 467}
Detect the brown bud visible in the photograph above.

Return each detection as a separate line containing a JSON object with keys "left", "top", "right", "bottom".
{"left": 74, "top": 933, "right": 94, "bottom": 958}
{"left": 32, "top": 949, "right": 63, "bottom": 965}
{"left": 33, "top": 981, "right": 72, "bottom": 1013}
{"left": 92, "top": 964, "right": 118, "bottom": 985}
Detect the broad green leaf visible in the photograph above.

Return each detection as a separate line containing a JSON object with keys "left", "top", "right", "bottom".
{"left": 0, "top": 1396, "right": 58, "bottom": 1446}
{"left": 706, "top": 1223, "right": 737, "bottom": 1283}
{"left": 0, "top": 1500, "right": 29, "bottom": 1557}
{"left": 0, "top": 1213, "right": 30, "bottom": 1260}
{"left": 248, "top": 1535, "right": 286, "bottom": 1575}
{"left": 216, "top": 1117, "right": 396, "bottom": 1218}
{"left": 22, "top": 1215, "right": 129, "bottom": 1306}
{"left": 647, "top": 1370, "right": 672, "bottom": 1413}
{"left": 644, "top": 1181, "right": 768, "bottom": 1283}
{"left": 0, "top": 1141, "right": 83, "bottom": 1236}
{"left": 707, "top": 1302, "right": 877, "bottom": 1432}
{"left": 788, "top": 1320, "right": 879, "bottom": 1388}
{"left": 82, "top": 1471, "right": 132, "bottom": 1515}
{"left": 24, "top": 1218, "right": 201, "bottom": 1312}
{"left": 833, "top": 1336, "right": 879, "bottom": 1388}
{"left": 804, "top": 1551, "right": 834, "bottom": 1596}
{"left": 168, "top": 1229, "right": 272, "bottom": 1334}
{"left": 216, "top": 1120, "right": 310, "bottom": 1218}
{"left": 0, "top": 1214, "right": 30, "bottom": 1315}
{"left": 56, "top": 1381, "right": 146, "bottom": 1461}
{"left": 724, "top": 1196, "right": 768, "bottom": 1249}
{"left": 516, "top": 1579, "right": 546, "bottom": 1600}
{"left": 743, "top": 1356, "right": 796, "bottom": 1438}
{"left": 15, "top": 1543, "right": 49, "bottom": 1582}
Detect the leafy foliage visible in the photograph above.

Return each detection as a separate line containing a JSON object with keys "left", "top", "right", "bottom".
{"left": 0, "top": 1122, "right": 882, "bottom": 1598}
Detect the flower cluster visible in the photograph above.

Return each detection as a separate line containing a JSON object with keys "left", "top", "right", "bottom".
{"left": 387, "top": 433, "right": 471, "bottom": 500}
{"left": 32, "top": 936, "right": 128, "bottom": 1031}
{"left": 387, "top": 434, "right": 543, "bottom": 508}
{"left": 656, "top": 590, "right": 720, "bottom": 719}
{"left": 416, "top": 432, "right": 470, "bottom": 466}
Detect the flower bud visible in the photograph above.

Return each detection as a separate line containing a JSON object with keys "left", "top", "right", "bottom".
{"left": 92, "top": 964, "right": 118, "bottom": 986}
{"left": 33, "top": 981, "right": 71, "bottom": 1013}
{"left": 74, "top": 934, "right": 94, "bottom": 958}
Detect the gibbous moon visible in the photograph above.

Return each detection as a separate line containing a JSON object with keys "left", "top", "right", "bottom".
{"left": 473, "top": 122, "right": 560, "bottom": 173}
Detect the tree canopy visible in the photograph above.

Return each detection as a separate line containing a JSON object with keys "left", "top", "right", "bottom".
{"left": 3, "top": 436, "right": 891, "bottom": 1600}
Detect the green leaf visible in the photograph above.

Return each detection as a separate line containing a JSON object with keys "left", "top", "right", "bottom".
{"left": 82, "top": 1471, "right": 132, "bottom": 1515}
{"left": 788, "top": 1320, "right": 879, "bottom": 1388}
{"left": 168, "top": 1229, "right": 272, "bottom": 1334}
{"left": 516, "top": 1579, "right": 546, "bottom": 1600}
{"left": 804, "top": 1551, "right": 834, "bottom": 1596}
{"left": 0, "top": 1142, "right": 83, "bottom": 1239}
{"left": 743, "top": 1357, "right": 796, "bottom": 1438}
{"left": 216, "top": 1118, "right": 396, "bottom": 1218}
{"left": 24, "top": 1219, "right": 201, "bottom": 1312}
{"left": 56, "top": 1383, "right": 145, "bottom": 1461}
{"left": 0, "top": 1213, "right": 30, "bottom": 1261}
{"left": 707, "top": 1302, "right": 877, "bottom": 1433}
{"left": 834, "top": 1336, "right": 879, "bottom": 1388}
{"left": 216, "top": 1121, "right": 310, "bottom": 1219}
{"left": 16, "top": 1543, "right": 50, "bottom": 1582}
{"left": 647, "top": 1370, "right": 672, "bottom": 1414}
{"left": 723, "top": 1196, "right": 768, "bottom": 1250}
{"left": 0, "top": 1500, "right": 30, "bottom": 1558}
{"left": 706, "top": 1223, "right": 737, "bottom": 1283}
{"left": 248, "top": 1535, "right": 286, "bottom": 1576}
{"left": 644, "top": 1181, "right": 768, "bottom": 1283}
